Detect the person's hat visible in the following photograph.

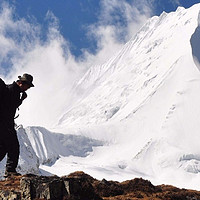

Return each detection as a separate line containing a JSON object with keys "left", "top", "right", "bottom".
{"left": 18, "top": 73, "right": 34, "bottom": 87}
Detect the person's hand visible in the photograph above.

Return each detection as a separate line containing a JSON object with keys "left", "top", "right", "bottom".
{"left": 21, "top": 92, "right": 27, "bottom": 101}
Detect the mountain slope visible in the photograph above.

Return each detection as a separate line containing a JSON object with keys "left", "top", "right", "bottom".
{"left": 25, "top": 126, "right": 103, "bottom": 165}
{"left": 46, "top": 4, "right": 200, "bottom": 189}
{"left": 57, "top": 5, "right": 200, "bottom": 131}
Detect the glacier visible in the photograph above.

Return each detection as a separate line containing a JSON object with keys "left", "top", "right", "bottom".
{"left": 1, "top": 3, "right": 200, "bottom": 190}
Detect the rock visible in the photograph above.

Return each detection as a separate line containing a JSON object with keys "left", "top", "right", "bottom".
{"left": 20, "top": 175, "right": 65, "bottom": 200}
{"left": 0, "top": 171, "right": 200, "bottom": 200}
{"left": 0, "top": 190, "right": 21, "bottom": 200}
{"left": 0, "top": 173, "right": 102, "bottom": 200}
{"left": 63, "top": 176, "right": 101, "bottom": 200}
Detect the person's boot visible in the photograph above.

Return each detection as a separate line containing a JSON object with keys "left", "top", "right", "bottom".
{"left": 4, "top": 170, "right": 21, "bottom": 178}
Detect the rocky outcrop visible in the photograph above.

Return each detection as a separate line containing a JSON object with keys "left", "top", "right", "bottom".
{"left": 0, "top": 171, "right": 200, "bottom": 200}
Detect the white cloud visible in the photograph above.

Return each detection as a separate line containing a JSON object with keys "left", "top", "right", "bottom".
{"left": 0, "top": 1, "right": 152, "bottom": 128}
{"left": 82, "top": 0, "right": 152, "bottom": 66}
{"left": 170, "top": 0, "right": 181, "bottom": 6}
{"left": 0, "top": 4, "right": 84, "bottom": 127}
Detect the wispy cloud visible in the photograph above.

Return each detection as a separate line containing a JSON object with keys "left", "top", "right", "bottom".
{"left": 0, "top": 3, "right": 84, "bottom": 127}
{"left": 0, "top": 1, "right": 152, "bottom": 128}
{"left": 170, "top": 0, "right": 181, "bottom": 6}
{"left": 82, "top": 0, "right": 152, "bottom": 66}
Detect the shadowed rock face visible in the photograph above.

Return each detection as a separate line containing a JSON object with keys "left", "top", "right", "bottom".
{"left": 191, "top": 14, "right": 200, "bottom": 68}
{"left": 0, "top": 171, "right": 200, "bottom": 200}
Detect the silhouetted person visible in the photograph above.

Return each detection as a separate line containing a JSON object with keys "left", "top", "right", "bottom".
{"left": 0, "top": 73, "right": 34, "bottom": 177}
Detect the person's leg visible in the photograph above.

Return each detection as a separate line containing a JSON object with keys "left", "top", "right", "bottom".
{"left": 5, "top": 130, "right": 20, "bottom": 173}
{"left": 0, "top": 139, "right": 7, "bottom": 161}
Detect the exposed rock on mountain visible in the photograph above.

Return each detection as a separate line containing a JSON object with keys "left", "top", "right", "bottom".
{"left": 1, "top": 171, "right": 200, "bottom": 200}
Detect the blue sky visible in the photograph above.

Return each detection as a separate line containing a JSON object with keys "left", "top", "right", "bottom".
{"left": 5, "top": 0, "right": 200, "bottom": 58}
{"left": 0, "top": 0, "right": 200, "bottom": 127}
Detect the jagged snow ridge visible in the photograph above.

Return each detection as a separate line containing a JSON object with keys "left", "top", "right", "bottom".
{"left": 25, "top": 126, "right": 103, "bottom": 165}
{"left": 57, "top": 5, "right": 200, "bottom": 130}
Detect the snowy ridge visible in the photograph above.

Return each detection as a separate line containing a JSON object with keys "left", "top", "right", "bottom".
{"left": 25, "top": 126, "right": 103, "bottom": 165}
{"left": 57, "top": 4, "right": 200, "bottom": 130}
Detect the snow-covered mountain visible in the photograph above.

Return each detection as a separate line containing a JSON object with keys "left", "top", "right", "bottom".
{"left": 1, "top": 3, "right": 200, "bottom": 190}
{"left": 57, "top": 5, "right": 199, "bottom": 130}
{"left": 52, "top": 3, "right": 200, "bottom": 189}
